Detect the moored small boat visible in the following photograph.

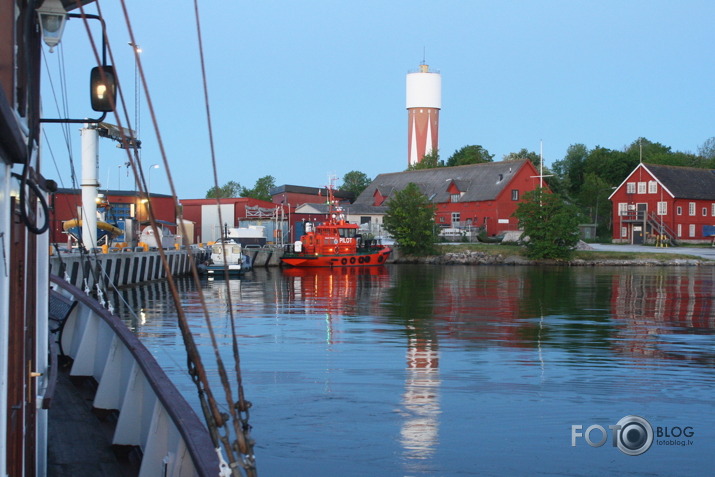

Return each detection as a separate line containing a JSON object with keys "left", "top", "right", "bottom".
{"left": 199, "top": 237, "right": 253, "bottom": 278}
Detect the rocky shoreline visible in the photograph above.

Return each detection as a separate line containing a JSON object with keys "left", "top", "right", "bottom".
{"left": 390, "top": 249, "right": 713, "bottom": 267}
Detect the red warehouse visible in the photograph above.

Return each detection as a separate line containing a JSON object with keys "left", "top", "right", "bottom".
{"left": 353, "top": 159, "right": 546, "bottom": 237}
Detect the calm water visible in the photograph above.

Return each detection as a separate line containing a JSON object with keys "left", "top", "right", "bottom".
{"left": 113, "top": 265, "right": 715, "bottom": 476}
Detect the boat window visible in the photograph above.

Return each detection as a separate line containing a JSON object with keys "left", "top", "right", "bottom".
{"left": 339, "top": 228, "right": 356, "bottom": 238}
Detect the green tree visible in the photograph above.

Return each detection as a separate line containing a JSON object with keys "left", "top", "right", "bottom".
{"left": 552, "top": 143, "right": 588, "bottom": 197}
{"left": 407, "top": 150, "right": 442, "bottom": 170}
{"left": 503, "top": 148, "right": 541, "bottom": 169}
{"left": 579, "top": 172, "right": 613, "bottom": 236}
{"left": 383, "top": 182, "right": 438, "bottom": 255}
{"left": 512, "top": 188, "right": 582, "bottom": 260}
{"left": 241, "top": 175, "right": 276, "bottom": 202}
{"left": 698, "top": 137, "right": 715, "bottom": 161}
{"left": 206, "top": 180, "right": 241, "bottom": 198}
{"left": 340, "top": 170, "right": 371, "bottom": 199}
{"left": 445, "top": 145, "right": 493, "bottom": 166}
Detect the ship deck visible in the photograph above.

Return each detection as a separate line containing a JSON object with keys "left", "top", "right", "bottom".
{"left": 47, "top": 365, "right": 138, "bottom": 477}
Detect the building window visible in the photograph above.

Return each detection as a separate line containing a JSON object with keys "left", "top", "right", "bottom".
{"left": 648, "top": 181, "right": 657, "bottom": 193}
{"left": 451, "top": 212, "right": 460, "bottom": 226}
{"left": 677, "top": 224, "right": 682, "bottom": 237}
{"left": 626, "top": 182, "right": 635, "bottom": 194}
{"left": 689, "top": 224, "right": 695, "bottom": 237}
{"left": 657, "top": 202, "right": 667, "bottom": 215}
{"left": 621, "top": 227, "right": 627, "bottom": 238}
{"left": 677, "top": 206, "right": 682, "bottom": 215}
{"left": 689, "top": 202, "right": 696, "bottom": 216}
{"left": 618, "top": 203, "right": 628, "bottom": 216}
{"left": 450, "top": 193, "right": 460, "bottom": 202}
{"left": 703, "top": 208, "right": 708, "bottom": 217}
{"left": 637, "top": 182, "right": 646, "bottom": 194}
{"left": 439, "top": 216, "right": 445, "bottom": 223}
{"left": 512, "top": 189, "right": 519, "bottom": 201}
{"left": 712, "top": 203, "right": 715, "bottom": 216}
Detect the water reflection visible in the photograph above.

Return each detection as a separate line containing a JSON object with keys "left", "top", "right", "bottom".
{"left": 111, "top": 265, "right": 715, "bottom": 476}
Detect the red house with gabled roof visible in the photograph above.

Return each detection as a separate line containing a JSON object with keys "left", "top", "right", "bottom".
{"left": 353, "top": 159, "right": 546, "bottom": 237}
{"left": 609, "top": 163, "right": 715, "bottom": 244}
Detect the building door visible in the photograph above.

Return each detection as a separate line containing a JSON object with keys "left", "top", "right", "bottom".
{"left": 633, "top": 225, "right": 644, "bottom": 244}
{"left": 636, "top": 203, "right": 647, "bottom": 221}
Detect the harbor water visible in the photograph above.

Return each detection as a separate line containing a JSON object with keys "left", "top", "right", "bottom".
{"left": 112, "top": 265, "right": 715, "bottom": 476}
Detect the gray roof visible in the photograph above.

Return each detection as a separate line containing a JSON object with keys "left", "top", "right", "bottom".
{"left": 644, "top": 164, "right": 715, "bottom": 200}
{"left": 354, "top": 160, "right": 531, "bottom": 205}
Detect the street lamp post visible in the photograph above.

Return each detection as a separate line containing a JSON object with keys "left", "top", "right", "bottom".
{"left": 148, "top": 164, "right": 160, "bottom": 193}
{"left": 128, "top": 42, "right": 142, "bottom": 141}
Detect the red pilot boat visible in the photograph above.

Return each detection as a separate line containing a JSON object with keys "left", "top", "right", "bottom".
{"left": 281, "top": 189, "right": 392, "bottom": 268}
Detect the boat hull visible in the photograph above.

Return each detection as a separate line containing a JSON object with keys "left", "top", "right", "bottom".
{"left": 280, "top": 247, "right": 391, "bottom": 268}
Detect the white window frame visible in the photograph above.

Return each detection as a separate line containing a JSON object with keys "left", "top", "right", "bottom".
{"left": 712, "top": 203, "right": 715, "bottom": 217}
{"left": 618, "top": 203, "right": 628, "bottom": 216}
{"left": 677, "top": 206, "right": 682, "bottom": 216}
{"left": 703, "top": 207, "right": 708, "bottom": 217}
{"left": 657, "top": 202, "right": 667, "bottom": 215}
{"left": 451, "top": 212, "right": 460, "bottom": 225}
{"left": 450, "top": 193, "right": 460, "bottom": 202}
{"left": 637, "top": 182, "right": 647, "bottom": 194}
{"left": 689, "top": 224, "right": 696, "bottom": 237}
{"left": 511, "top": 189, "right": 519, "bottom": 201}
{"left": 689, "top": 202, "right": 696, "bottom": 216}
{"left": 648, "top": 181, "right": 657, "bottom": 193}
{"left": 677, "top": 224, "right": 682, "bottom": 237}
{"left": 626, "top": 182, "right": 635, "bottom": 194}
{"left": 621, "top": 226, "right": 628, "bottom": 238}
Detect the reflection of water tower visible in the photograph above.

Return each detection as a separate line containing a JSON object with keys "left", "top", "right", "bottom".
{"left": 406, "top": 63, "right": 442, "bottom": 166}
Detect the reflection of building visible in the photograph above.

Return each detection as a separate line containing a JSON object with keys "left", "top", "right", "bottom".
{"left": 610, "top": 271, "right": 715, "bottom": 362}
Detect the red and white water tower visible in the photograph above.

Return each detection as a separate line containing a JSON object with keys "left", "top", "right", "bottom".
{"left": 406, "top": 63, "right": 441, "bottom": 166}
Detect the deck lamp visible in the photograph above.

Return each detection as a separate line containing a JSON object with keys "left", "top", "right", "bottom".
{"left": 36, "top": 0, "right": 68, "bottom": 52}
{"left": 90, "top": 66, "right": 116, "bottom": 112}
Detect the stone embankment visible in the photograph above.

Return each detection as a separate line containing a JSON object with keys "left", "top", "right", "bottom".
{"left": 390, "top": 249, "right": 710, "bottom": 266}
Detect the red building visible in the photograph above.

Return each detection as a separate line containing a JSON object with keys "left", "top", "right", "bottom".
{"left": 609, "top": 163, "right": 715, "bottom": 244}
{"left": 353, "top": 159, "right": 545, "bottom": 236}
{"left": 50, "top": 188, "right": 176, "bottom": 246}
{"left": 180, "top": 196, "right": 289, "bottom": 244}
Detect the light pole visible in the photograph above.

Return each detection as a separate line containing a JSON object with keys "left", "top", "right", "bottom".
{"left": 148, "top": 164, "right": 160, "bottom": 194}
{"left": 128, "top": 42, "right": 142, "bottom": 154}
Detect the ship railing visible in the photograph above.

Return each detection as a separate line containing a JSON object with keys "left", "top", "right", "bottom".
{"left": 49, "top": 275, "right": 219, "bottom": 476}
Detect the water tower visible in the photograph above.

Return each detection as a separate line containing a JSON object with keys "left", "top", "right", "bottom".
{"left": 406, "top": 63, "right": 441, "bottom": 166}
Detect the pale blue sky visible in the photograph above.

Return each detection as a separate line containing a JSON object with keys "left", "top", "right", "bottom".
{"left": 41, "top": 1, "right": 715, "bottom": 199}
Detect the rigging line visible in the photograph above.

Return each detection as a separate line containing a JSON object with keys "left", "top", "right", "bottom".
{"left": 41, "top": 48, "right": 78, "bottom": 189}
{"left": 192, "top": 1, "right": 256, "bottom": 472}
{"left": 72, "top": 0, "right": 147, "bottom": 202}
{"left": 114, "top": 2, "right": 252, "bottom": 474}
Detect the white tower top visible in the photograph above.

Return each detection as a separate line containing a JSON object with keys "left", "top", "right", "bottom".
{"left": 406, "top": 64, "right": 441, "bottom": 109}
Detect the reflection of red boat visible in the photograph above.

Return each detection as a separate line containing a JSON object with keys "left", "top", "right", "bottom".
{"left": 281, "top": 187, "right": 392, "bottom": 268}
